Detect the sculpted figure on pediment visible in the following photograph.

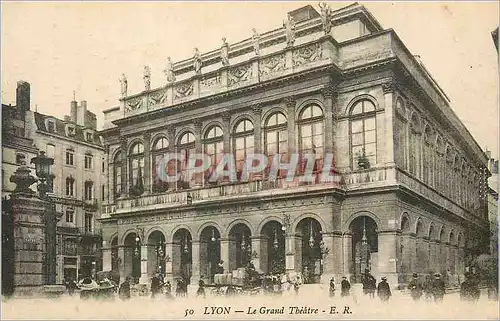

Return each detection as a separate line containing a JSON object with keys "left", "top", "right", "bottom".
{"left": 164, "top": 56, "right": 176, "bottom": 83}
{"left": 193, "top": 47, "right": 202, "bottom": 75}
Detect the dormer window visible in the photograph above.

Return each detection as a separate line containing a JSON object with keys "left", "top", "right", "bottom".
{"left": 86, "top": 132, "right": 93, "bottom": 142}
{"left": 47, "top": 120, "right": 56, "bottom": 133}
{"left": 66, "top": 125, "right": 75, "bottom": 137}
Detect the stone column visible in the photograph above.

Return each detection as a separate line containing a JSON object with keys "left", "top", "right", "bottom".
{"left": 118, "top": 246, "right": 126, "bottom": 282}
{"left": 190, "top": 241, "right": 201, "bottom": 285}
{"left": 221, "top": 111, "right": 231, "bottom": 184}
{"left": 143, "top": 132, "right": 151, "bottom": 193}
{"left": 342, "top": 233, "right": 353, "bottom": 278}
{"left": 377, "top": 231, "right": 399, "bottom": 287}
{"left": 120, "top": 136, "right": 128, "bottom": 196}
{"left": 321, "top": 84, "right": 335, "bottom": 154}
{"left": 139, "top": 244, "right": 149, "bottom": 284}
{"left": 102, "top": 248, "right": 112, "bottom": 271}
{"left": 329, "top": 232, "right": 343, "bottom": 281}
{"left": 193, "top": 120, "right": 203, "bottom": 187}
{"left": 219, "top": 238, "right": 230, "bottom": 273}
{"left": 320, "top": 232, "right": 336, "bottom": 284}
{"left": 250, "top": 236, "right": 262, "bottom": 272}
{"left": 258, "top": 235, "right": 269, "bottom": 274}
{"left": 285, "top": 97, "right": 297, "bottom": 156}
{"left": 285, "top": 233, "right": 297, "bottom": 273}
{"left": 164, "top": 242, "right": 174, "bottom": 284}
{"left": 252, "top": 103, "right": 262, "bottom": 180}
{"left": 382, "top": 82, "right": 396, "bottom": 166}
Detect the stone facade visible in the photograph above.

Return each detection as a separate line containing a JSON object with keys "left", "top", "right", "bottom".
{"left": 99, "top": 4, "right": 490, "bottom": 289}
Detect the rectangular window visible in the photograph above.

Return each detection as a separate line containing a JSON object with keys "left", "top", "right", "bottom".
{"left": 66, "top": 150, "right": 74, "bottom": 165}
{"left": 84, "top": 181, "right": 93, "bottom": 201}
{"left": 101, "top": 159, "right": 105, "bottom": 173}
{"left": 65, "top": 178, "right": 74, "bottom": 196}
{"left": 84, "top": 155, "right": 93, "bottom": 169}
{"left": 86, "top": 132, "right": 93, "bottom": 141}
{"left": 101, "top": 185, "right": 105, "bottom": 201}
{"left": 84, "top": 214, "right": 93, "bottom": 233}
{"left": 65, "top": 210, "right": 74, "bottom": 223}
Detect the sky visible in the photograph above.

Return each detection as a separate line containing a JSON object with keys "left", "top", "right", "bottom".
{"left": 2, "top": 1, "right": 499, "bottom": 158}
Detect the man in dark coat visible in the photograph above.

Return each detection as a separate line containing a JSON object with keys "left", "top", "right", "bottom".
{"left": 341, "top": 277, "right": 351, "bottom": 297}
{"left": 151, "top": 274, "right": 161, "bottom": 298}
{"left": 118, "top": 276, "right": 131, "bottom": 300}
{"left": 408, "top": 273, "right": 423, "bottom": 301}
{"left": 377, "top": 277, "right": 391, "bottom": 302}
{"left": 432, "top": 273, "right": 446, "bottom": 303}
{"left": 329, "top": 277, "right": 336, "bottom": 297}
{"left": 366, "top": 274, "right": 377, "bottom": 298}
{"left": 176, "top": 278, "right": 183, "bottom": 297}
{"left": 423, "top": 273, "right": 434, "bottom": 301}
{"left": 460, "top": 272, "right": 480, "bottom": 302}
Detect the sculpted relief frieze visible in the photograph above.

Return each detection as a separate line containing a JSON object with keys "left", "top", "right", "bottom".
{"left": 148, "top": 89, "right": 168, "bottom": 106}
{"left": 259, "top": 53, "right": 286, "bottom": 77}
{"left": 125, "top": 96, "right": 144, "bottom": 112}
{"left": 228, "top": 64, "right": 253, "bottom": 86}
{"left": 292, "top": 43, "right": 323, "bottom": 67}
{"left": 200, "top": 74, "right": 221, "bottom": 88}
{"left": 174, "top": 82, "right": 194, "bottom": 100}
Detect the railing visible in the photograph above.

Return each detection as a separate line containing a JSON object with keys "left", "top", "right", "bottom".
{"left": 121, "top": 35, "right": 338, "bottom": 117}
{"left": 102, "top": 166, "right": 397, "bottom": 215}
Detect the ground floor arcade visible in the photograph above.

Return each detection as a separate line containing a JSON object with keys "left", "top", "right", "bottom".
{"left": 100, "top": 192, "right": 477, "bottom": 288}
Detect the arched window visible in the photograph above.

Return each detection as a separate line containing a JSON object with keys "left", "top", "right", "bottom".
{"left": 349, "top": 100, "right": 376, "bottom": 169}
{"left": 113, "top": 151, "right": 122, "bottom": 199}
{"left": 233, "top": 120, "right": 254, "bottom": 180}
{"left": 203, "top": 126, "right": 224, "bottom": 184}
{"left": 409, "top": 114, "right": 421, "bottom": 177}
{"left": 423, "top": 126, "right": 433, "bottom": 185}
{"left": 177, "top": 132, "right": 195, "bottom": 189}
{"left": 445, "top": 147, "right": 453, "bottom": 198}
{"left": 454, "top": 155, "right": 461, "bottom": 202}
{"left": 435, "top": 137, "right": 444, "bottom": 192}
{"left": 152, "top": 137, "right": 169, "bottom": 193}
{"left": 264, "top": 112, "right": 288, "bottom": 175}
{"left": 129, "top": 142, "right": 144, "bottom": 196}
{"left": 298, "top": 104, "right": 324, "bottom": 174}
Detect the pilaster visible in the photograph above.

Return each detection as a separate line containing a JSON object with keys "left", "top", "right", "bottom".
{"left": 139, "top": 244, "right": 149, "bottom": 284}
{"left": 285, "top": 97, "right": 297, "bottom": 156}
{"left": 382, "top": 82, "right": 396, "bottom": 166}
{"left": 143, "top": 132, "right": 151, "bottom": 193}
{"left": 193, "top": 120, "right": 203, "bottom": 187}
{"left": 377, "top": 230, "right": 399, "bottom": 287}
{"left": 190, "top": 241, "right": 201, "bottom": 285}
{"left": 120, "top": 136, "right": 128, "bottom": 196}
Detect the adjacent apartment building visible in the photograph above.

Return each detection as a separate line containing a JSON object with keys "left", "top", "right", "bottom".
{"left": 2, "top": 81, "right": 106, "bottom": 284}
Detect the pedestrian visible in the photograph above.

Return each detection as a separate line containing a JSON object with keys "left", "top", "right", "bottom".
{"left": 366, "top": 274, "right": 376, "bottom": 299}
{"left": 423, "top": 273, "right": 434, "bottom": 301}
{"left": 118, "top": 276, "right": 131, "bottom": 300}
{"left": 408, "top": 273, "right": 423, "bottom": 301}
{"left": 432, "top": 273, "right": 445, "bottom": 303}
{"left": 460, "top": 272, "right": 480, "bottom": 302}
{"left": 341, "top": 276, "right": 351, "bottom": 297}
{"left": 67, "top": 278, "right": 77, "bottom": 296}
{"left": 176, "top": 278, "right": 183, "bottom": 297}
{"left": 377, "top": 277, "right": 392, "bottom": 302}
{"left": 151, "top": 274, "right": 161, "bottom": 298}
{"left": 329, "top": 277, "right": 335, "bottom": 297}
{"left": 164, "top": 281, "right": 173, "bottom": 299}
{"left": 197, "top": 277, "right": 206, "bottom": 298}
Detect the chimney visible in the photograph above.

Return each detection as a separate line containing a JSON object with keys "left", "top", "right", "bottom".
{"left": 70, "top": 100, "right": 77, "bottom": 123}
{"left": 77, "top": 100, "right": 87, "bottom": 126}
{"left": 16, "top": 81, "right": 30, "bottom": 118}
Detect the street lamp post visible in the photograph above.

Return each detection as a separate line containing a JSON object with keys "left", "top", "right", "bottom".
{"left": 30, "top": 151, "right": 58, "bottom": 285}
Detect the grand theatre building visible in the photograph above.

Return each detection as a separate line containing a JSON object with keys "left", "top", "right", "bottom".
{"left": 99, "top": 3, "right": 490, "bottom": 288}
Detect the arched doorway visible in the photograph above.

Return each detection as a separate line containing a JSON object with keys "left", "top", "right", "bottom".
{"left": 228, "top": 223, "right": 252, "bottom": 272}
{"left": 124, "top": 232, "right": 141, "bottom": 283}
{"left": 172, "top": 229, "right": 192, "bottom": 283}
{"left": 199, "top": 226, "right": 221, "bottom": 283}
{"left": 349, "top": 216, "right": 378, "bottom": 283}
{"left": 261, "top": 221, "right": 285, "bottom": 275}
{"left": 297, "top": 218, "right": 323, "bottom": 284}
{"left": 147, "top": 231, "right": 166, "bottom": 279}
